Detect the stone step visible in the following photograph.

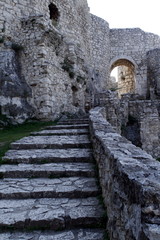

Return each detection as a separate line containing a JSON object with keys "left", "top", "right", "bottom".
{"left": 0, "top": 177, "right": 100, "bottom": 199}
{"left": 0, "top": 163, "right": 96, "bottom": 178}
{"left": 0, "top": 197, "right": 106, "bottom": 230}
{"left": 31, "top": 128, "right": 89, "bottom": 136}
{"left": 2, "top": 148, "right": 93, "bottom": 164}
{"left": 11, "top": 135, "right": 91, "bottom": 150}
{"left": 0, "top": 229, "right": 105, "bottom": 240}
{"left": 58, "top": 120, "right": 89, "bottom": 125}
{"left": 45, "top": 124, "right": 89, "bottom": 130}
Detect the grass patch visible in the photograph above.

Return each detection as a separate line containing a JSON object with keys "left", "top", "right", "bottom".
{"left": 103, "top": 231, "right": 110, "bottom": 240}
{"left": 0, "top": 121, "right": 56, "bottom": 164}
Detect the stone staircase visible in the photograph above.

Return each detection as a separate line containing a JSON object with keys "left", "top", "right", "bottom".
{"left": 0, "top": 119, "right": 106, "bottom": 239}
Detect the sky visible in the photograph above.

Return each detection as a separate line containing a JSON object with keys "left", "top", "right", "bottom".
{"left": 87, "top": 0, "right": 160, "bottom": 36}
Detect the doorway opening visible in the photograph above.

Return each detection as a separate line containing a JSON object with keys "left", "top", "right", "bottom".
{"left": 110, "top": 59, "right": 136, "bottom": 97}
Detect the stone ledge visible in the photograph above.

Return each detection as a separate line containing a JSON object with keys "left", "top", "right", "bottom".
{"left": 89, "top": 107, "right": 160, "bottom": 240}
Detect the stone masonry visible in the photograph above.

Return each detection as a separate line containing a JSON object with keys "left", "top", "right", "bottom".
{"left": 1, "top": 1, "right": 160, "bottom": 122}
{"left": 0, "top": 1, "right": 160, "bottom": 239}
{"left": 89, "top": 107, "right": 160, "bottom": 240}
{"left": 0, "top": 118, "right": 106, "bottom": 239}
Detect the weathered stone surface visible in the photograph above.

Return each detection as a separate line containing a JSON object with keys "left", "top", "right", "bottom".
{"left": 0, "top": 162, "right": 95, "bottom": 178}
{"left": 89, "top": 107, "right": 160, "bottom": 240}
{"left": 2, "top": 148, "right": 93, "bottom": 163}
{"left": 31, "top": 128, "right": 89, "bottom": 136}
{"left": 1, "top": 119, "right": 106, "bottom": 239}
{"left": 45, "top": 124, "right": 89, "bottom": 130}
{"left": 0, "top": 229, "right": 105, "bottom": 240}
{"left": 143, "top": 224, "right": 160, "bottom": 240}
{"left": 11, "top": 135, "right": 91, "bottom": 150}
{"left": 58, "top": 120, "right": 89, "bottom": 125}
{"left": 0, "top": 197, "right": 105, "bottom": 230}
{"left": 0, "top": 50, "right": 33, "bottom": 124}
{"left": 0, "top": 177, "right": 100, "bottom": 199}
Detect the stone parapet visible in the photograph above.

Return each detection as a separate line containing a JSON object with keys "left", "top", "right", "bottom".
{"left": 89, "top": 107, "right": 160, "bottom": 240}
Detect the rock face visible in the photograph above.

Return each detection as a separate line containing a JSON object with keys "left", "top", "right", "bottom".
{"left": 0, "top": 49, "right": 33, "bottom": 124}
{"left": 89, "top": 107, "right": 160, "bottom": 240}
{"left": 1, "top": 118, "right": 106, "bottom": 239}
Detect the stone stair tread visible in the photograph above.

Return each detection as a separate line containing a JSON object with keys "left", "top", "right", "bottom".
{"left": 31, "top": 129, "right": 89, "bottom": 136}
{"left": 0, "top": 197, "right": 105, "bottom": 230}
{"left": 58, "top": 120, "right": 89, "bottom": 125}
{"left": 0, "top": 162, "right": 96, "bottom": 178}
{"left": 11, "top": 135, "right": 91, "bottom": 150}
{"left": 45, "top": 124, "right": 89, "bottom": 130}
{"left": 2, "top": 148, "right": 93, "bottom": 164}
{"left": 0, "top": 229, "right": 105, "bottom": 240}
{"left": 0, "top": 177, "right": 100, "bottom": 199}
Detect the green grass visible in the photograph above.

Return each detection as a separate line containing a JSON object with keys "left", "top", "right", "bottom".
{"left": 103, "top": 231, "right": 110, "bottom": 240}
{"left": 0, "top": 121, "right": 56, "bottom": 163}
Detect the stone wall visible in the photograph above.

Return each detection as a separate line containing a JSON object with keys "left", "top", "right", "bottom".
{"left": 89, "top": 107, "right": 160, "bottom": 240}
{"left": 98, "top": 91, "right": 160, "bottom": 158}
{"left": 147, "top": 49, "right": 160, "bottom": 99}
{"left": 118, "top": 65, "right": 135, "bottom": 96}
{"left": 1, "top": 1, "right": 160, "bottom": 123}
{"left": 110, "top": 28, "right": 160, "bottom": 97}
{"left": 90, "top": 15, "right": 110, "bottom": 91}
{"left": 127, "top": 100, "right": 160, "bottom": 158}
{"left": 0, "top": 0, "right": 93, "bottom": 121}
{"left": 0, "top": 45, "right": 33, "bottom": 124}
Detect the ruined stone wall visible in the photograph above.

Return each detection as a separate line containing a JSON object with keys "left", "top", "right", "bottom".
{"left": 1, "top": 1, "right": 160, "bottom": 123}
{"left": 0, "top": 48, "right": 33, "bottom": 124}
{"left": 0, "top": 0, "right": 93, "bottom": 121}
{"left": 90, "top": 15, "right": 110, "bottom": 91}
{"left": 128, "top": 100, "right": 160, "bottom": 158}
{"left": 147, "top": 49, "right": 160, "bottom": 99}
{"left": 89, "top": 107, "right": 160, "bottom": 240}
{"left": 97, "top": 91, "right": 160, "bottom": 158}
{"left": 118, "top": 65, "right": 135, "bottom": 96}
{"left": 110, "top": 28, "right": 160, "bottom": 97}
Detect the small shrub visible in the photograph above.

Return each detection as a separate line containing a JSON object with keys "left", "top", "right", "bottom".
{"left": 103, "top": 231, "right": 110, "bottom": 240}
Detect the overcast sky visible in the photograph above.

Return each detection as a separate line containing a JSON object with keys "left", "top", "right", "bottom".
{"left": 87, "top": 0, "right": 160, "bottom": 36}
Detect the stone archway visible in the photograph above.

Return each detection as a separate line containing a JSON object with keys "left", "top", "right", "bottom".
{"left": 110, "top": 58, "right": 136, "bottom": 97}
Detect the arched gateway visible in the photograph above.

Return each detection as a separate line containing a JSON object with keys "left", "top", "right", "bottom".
{"left": 110, "top": 57, "right": 136, "bottom": 97}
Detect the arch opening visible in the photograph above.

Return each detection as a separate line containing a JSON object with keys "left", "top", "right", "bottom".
{"left": 109, "top": 59, "right": 136, "bottom": 97}
{"left": 48, "top": 3, "right": 60, "bottom": 26}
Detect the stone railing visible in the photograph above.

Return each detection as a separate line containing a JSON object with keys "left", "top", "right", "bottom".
{"left": 89, "top": 107, "right": 160, "bottom": 240}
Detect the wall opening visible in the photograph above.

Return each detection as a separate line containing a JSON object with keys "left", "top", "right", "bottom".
{"left": 48, "top": 3, "right": 60, "bottom": 26}
{"left": 110, "top": 59, "right": 136, "bottom": 97}
{"left": 121, "top": 115, "right": 142, "bottom": 148}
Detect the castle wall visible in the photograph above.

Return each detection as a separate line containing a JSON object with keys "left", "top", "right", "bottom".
{"left": 90, "top": 107, "right": 160, "bottom": 240}
{"left": 97, "top": 91, "right": 160, "bottom": 158}
{"left": 110, "top": 28, "right": 160, "bottom": 97}
{"left": 147, "top": 48, "right": 160, "bottom": 98}
{"left": 118, "top": 65, "right": 135, "bottom": 96}
{"left": 0, "top": 0, "right": 93, "bottom": 120}
{"left": 128, "top": 100, "right": 160, "bottom": 158}
{"left": 90, "top": 15, "right": 110, "bottom": 91}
